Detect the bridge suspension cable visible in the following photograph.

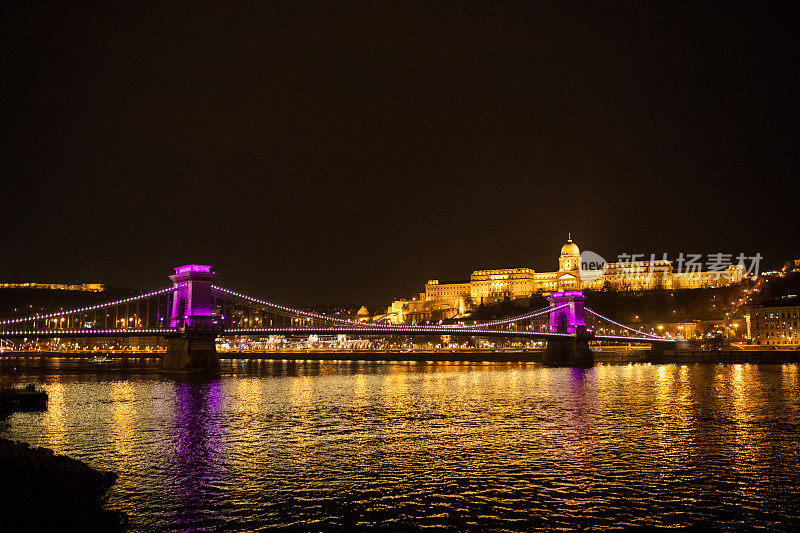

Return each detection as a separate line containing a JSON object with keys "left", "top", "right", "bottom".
{"left": 469, "top": 303, "right": 567, "bottom": 328}
{"left": 0, "top": 286, "right": 178, "bottom": 326}
{"left": 214, "top": 283, "right": 566, "bottom": 332}
{"left": 583, "top": 307, "right": 668, "bottom": 340}
{"left": 211, "top": 286, "right": 362, "bottom": 325}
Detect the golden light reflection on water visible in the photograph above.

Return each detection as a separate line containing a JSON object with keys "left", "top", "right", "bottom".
{"left": 380, "top": 367, "right": 412, "bottom": 460}
{"left": 455, "top": 371, "right": 469, "bottom": 401}
{"left": 676, "top": 365, "right": 692, "bottom": 411}
{"left": 226, "top": 377, "right": 266, "bottom": 475}
{"left": 656, "top": 364, "right": 670, "bottom": 407}
{"left": 730, "top": 364, "right": 746, "bottom": 418}
{"left": 111, "top": 381, "right": 136, "bottom": 458}
{"left": 781, "top": 363, "right": 799, "bottom": 392}
{"left": 106, "top": 380, "right": 140, "bottom": 502}
{"left": 729, "top": 364, "right": 759, "bottom": 472}
{"left": 656, "top": 365, "right": 693, "bottom": 466}
{"left": 351, "top": 373, "right": 367, "bottom": 411}
{"left": 289, "top": 374, "right": 314, "bottom": 466}
{"left": 42, "top": 381, "right": 66, "bottom": 453}
{"left": 508, "top": 367, "right": 520, "bottom": 398}
{"left": 234, "top": 377, "right": 263, "bottom": 415}
{"left": 382, "top": 366, "right": 409, "bottom": 410}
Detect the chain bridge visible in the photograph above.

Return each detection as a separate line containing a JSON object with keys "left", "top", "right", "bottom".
{"left": 0, "top": 265, "right": 675, "bottom": 370}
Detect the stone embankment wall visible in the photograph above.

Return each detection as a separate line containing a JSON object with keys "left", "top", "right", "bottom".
{"left": 646, "top": 350, "right": 800, "bottom": 364}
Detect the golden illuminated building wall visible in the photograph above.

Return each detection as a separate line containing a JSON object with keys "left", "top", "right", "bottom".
{"left": 387, "top": 237, "right": 746, "bottom": 324}
{"left": 0, "top": 282, "right": 105, "bottom": 292}
{"left": 425, "top": 279, "right": 471, "bottom": 301}
{"left": 750, "top": 297, "right": 800, "bottom": 347}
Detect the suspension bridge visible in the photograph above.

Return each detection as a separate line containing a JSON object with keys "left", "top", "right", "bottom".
{"left": 0, "top": 265, "right": 675, "bottom": 370}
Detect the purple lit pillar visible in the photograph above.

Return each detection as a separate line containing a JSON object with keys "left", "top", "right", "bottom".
{"left": 547, "top": 290, "right": 587, "bottom": 334}
{"left": 169, "top": 265, "right": 216, "bottom": 329}
{"left": 543, "top": 290, "right": 593, "bottom": 367}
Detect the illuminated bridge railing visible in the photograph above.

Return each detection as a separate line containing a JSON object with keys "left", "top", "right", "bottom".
{"left": 0, "top": 328, "right": 180, "bottom": 338}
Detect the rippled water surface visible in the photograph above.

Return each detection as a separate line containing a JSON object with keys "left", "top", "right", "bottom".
{"left": 3, "top": 358, "right": 800, "bottom": 531}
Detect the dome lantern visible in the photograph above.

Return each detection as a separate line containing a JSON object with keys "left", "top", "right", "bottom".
{"left": 560, "top": 233, "right": 580, "bottom": 258}
{"left": 559, "top": 234, "right": 580, "bottom": 271}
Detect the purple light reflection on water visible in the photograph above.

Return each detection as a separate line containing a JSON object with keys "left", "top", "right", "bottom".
{"left": 565, "top": 367, "right": 593, "bottom": 460}
{"left": 166, "top": 379, "right": 227, "bottom": 530}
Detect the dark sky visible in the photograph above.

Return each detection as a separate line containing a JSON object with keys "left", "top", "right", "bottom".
{"left": 2, "top": 2, "right": 798, "bottom": 307}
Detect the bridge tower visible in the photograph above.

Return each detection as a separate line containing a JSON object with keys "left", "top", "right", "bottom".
{"left": 162, "top": 265, "right": 220, "bottom": 372}
{"left": 543, "top": 290, "right": 594, "bottom": 367}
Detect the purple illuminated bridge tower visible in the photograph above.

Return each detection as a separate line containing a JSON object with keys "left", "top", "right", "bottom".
{"left": 169, "top": 265, "right": 216, "bottom": 329}
{"left": 162, "top": 265, "right": 220, "bottom": 372}
{"left": 543, "top": 290, "right": 594, "bottom": 367}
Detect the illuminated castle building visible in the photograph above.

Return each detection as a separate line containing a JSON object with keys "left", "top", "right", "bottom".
{"left": 387, "top": 236, "right": 745, "bottom": 324}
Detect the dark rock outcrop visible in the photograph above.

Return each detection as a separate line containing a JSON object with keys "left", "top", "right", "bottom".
{"left": 0, "top": 437, "right": 126, "bottom": 531}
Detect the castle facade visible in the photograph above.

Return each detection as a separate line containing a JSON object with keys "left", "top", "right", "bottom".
{"left": 387, "top": 237, "right": 745, "bottom": 324}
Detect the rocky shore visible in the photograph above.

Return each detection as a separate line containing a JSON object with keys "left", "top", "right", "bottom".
{"left": 0, "top": 437, "right": 126, "bottom": 531}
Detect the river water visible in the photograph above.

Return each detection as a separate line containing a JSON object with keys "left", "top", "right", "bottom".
{"left": 2, "top": 358, "right": 800, "bottom": 531}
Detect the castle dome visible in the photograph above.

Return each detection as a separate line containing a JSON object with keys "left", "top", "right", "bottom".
{"left": 560, "top": 234, "right": 580, "bottom": 257}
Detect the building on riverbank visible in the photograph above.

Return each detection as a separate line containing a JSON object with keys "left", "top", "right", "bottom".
{"left": 749, "top": 295, "right": 800, "bottom": 347}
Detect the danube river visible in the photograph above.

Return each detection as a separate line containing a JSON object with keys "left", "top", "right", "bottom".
{"left": 2, "top": 358, "right": 800, "bottom": 531}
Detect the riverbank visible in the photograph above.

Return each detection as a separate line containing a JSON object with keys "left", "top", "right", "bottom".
{"left": 0, "top": 437, "right": 126, "bottom": 531}
{"left": 3, "top": 349, "right": 800, "bottom": 365}
{"left": 644, "top": 349, "right": 800, "bottom": 364}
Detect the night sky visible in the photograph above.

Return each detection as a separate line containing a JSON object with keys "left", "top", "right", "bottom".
{"left": 2, "top": 2, "right": 798, "bottom": 307}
